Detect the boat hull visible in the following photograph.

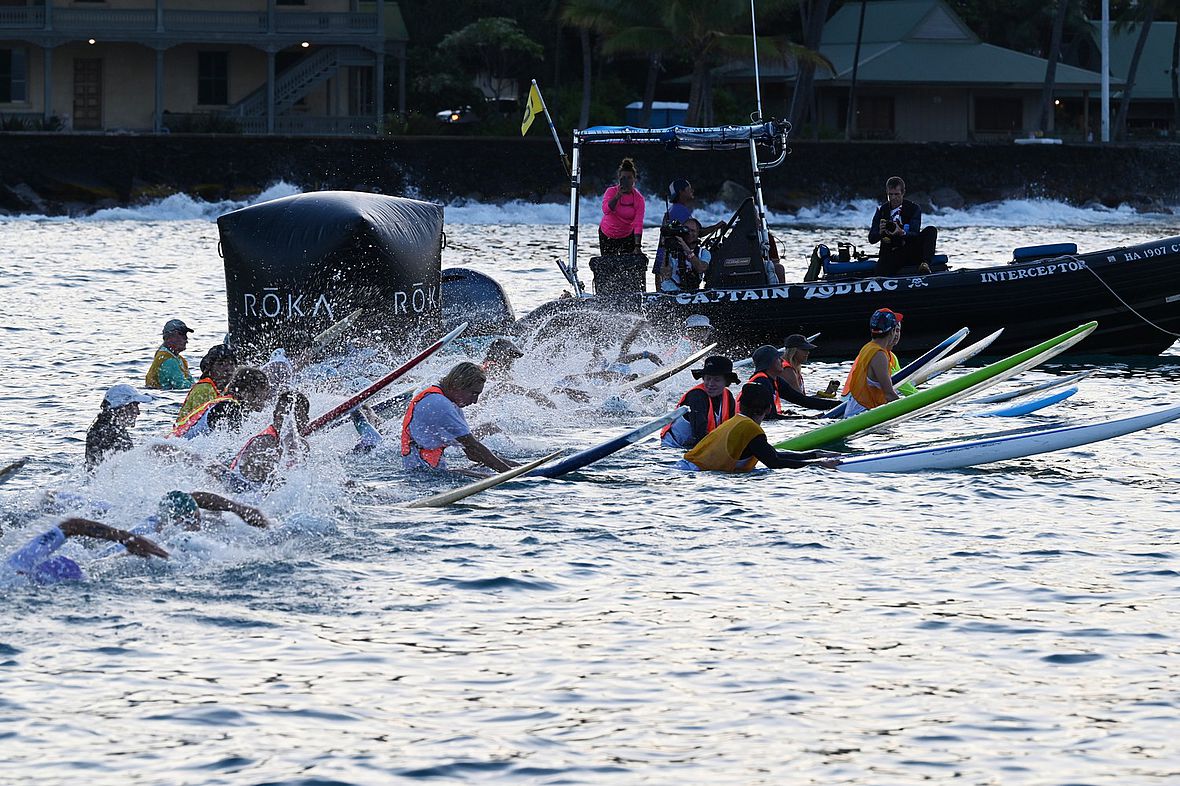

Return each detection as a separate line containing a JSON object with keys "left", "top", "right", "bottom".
{"left": 521, "top": 237, "right": 1180, "bottom": 358}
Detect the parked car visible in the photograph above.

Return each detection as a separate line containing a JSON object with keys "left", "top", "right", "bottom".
{"left": 435, "top": 106, "right": 479, "bottom": 125}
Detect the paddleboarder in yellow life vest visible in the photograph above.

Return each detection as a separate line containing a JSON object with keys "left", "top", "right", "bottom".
{"left": 145, "top": 319, "right": 195, "bottom": 390}
{"left": 176, "top": 344, "right": 238, "bottom": 424}
{"left": 660, "top": 355, "right": 738, "bottom": 450}
{"left": 679, "top": 383, "right": 840, "bottom": 472}
{"left": 842, "top": 308, "right": 904, "bottom": 418}
{"left": 171, "top": 366, "right": 270, "bottom": 439}
{"left": 400, "top": 362, "right": 516, "bottom": 473}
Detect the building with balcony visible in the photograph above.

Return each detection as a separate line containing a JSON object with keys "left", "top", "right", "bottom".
{"left": 0, "top": 0, "right": 407, "bottom": 135}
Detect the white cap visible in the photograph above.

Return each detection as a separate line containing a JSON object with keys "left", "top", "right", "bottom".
{"left": 684, "top": 314, "right": 712, "bottom": 329}
{"left": 104, "top": 383, "right": 153, "bottom": 408}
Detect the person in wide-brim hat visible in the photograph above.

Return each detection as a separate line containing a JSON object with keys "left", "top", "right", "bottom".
{"left": 661, "top": 355, "right": 740, "bottom": 450}
{"left": 690, "top": 354, "right": 740, "bottom": 385}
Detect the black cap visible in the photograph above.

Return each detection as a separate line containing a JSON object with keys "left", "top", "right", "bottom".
{"left": 691, "top": 355, "right": 740, "bottom": 385}
{"left": 784, "top": 334, "right": 818, "bottom": 352}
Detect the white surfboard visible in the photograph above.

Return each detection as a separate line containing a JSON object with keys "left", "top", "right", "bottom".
{"left": 909, "top": 328, "right": 1004, "bottom": 386}
{"left": 406, "top": 449, "right": 567, "bottom": 508}
{"left": 309, "top": 308, "right": 365, "bottom": 355}
{"left": 631, "top": 342, "right": 719, "bottom": 391}
{"left": 837, "top": 404, "right": 1180, "bottom": 473}
{"left": 970, "top": 369, "right": 1095, "bottom": 405}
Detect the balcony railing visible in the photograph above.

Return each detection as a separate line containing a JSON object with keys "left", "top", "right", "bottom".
{"left": 163, "top": 112, "right": 380, "bottom": 136}
{"left": 0, "top": 8, "right": 378, "bottom": 37}
{"left": 0, "top": 8, "right": 44, "bottom": 28}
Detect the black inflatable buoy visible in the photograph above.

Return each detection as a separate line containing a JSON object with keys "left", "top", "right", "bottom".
{"left": 441, "top": 267, "right": 515, "bottom": 336}
{"left": 218, "top": 191, "right": 443, "bottom": 356}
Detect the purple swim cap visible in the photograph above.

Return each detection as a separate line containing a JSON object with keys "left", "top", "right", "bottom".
{"left": 32, "top": 556, "right": 84, "bottom": 583}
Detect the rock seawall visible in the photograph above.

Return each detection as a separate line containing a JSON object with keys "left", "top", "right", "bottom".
{"left": 1, "top": 133, "right": 1177, "bottom": 215}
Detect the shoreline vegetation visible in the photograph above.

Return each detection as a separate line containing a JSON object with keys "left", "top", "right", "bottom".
{"left": 1, "top": 133, "right": 1177, "bottom": 218}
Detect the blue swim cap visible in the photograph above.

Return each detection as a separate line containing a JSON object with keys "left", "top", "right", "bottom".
{"left": 158, "top": 491, "right": 199, "bottom": 528}
{"left": 32, "top": 556, "right": 83, "bottom": 583}
{"left": 869, "top": 308, "right": 903, "bottom": 335}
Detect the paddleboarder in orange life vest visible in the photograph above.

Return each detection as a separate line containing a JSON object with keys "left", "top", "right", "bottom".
{"left": 660, "top": 355, "right": 739, "bottom": 450}
{"left": 841, "top": 308, "right": 903, "bottom": 419}
{"left": 678, "top": 383, "right": 840, "bottom": 472}
{"left": 401, "top": 362, "right": 516, "bottom": 473}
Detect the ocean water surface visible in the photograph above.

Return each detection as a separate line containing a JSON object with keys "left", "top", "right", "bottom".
{"left": 1, "top": 189, "right": 1179, "bottom": 785}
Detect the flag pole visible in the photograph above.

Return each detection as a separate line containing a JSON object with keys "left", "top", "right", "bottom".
{"left": 531, "top": 79, "right": 570, "bottom": 175}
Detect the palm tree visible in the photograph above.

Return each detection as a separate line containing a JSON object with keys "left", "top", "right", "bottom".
{"left": 788, "top": 0, "right": 832, "bottom": 137}
{"left": 565, "top": 0, "right": 816, "bottom": 127}
{"left": 1113, "top": 0, "right": 1158, "bottom": 141}
{"left": 1038, "top": 0, "right": 1071, "bottom": 133}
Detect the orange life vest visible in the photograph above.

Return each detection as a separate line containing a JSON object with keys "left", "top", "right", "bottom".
{"left": 171, "top": 395, "right": 235, "bottom": 438}
{"left": 840, "top": 350, "right": 898, "bottom": 396}
{"left": 740, "top": 371, "right": 782, "bottom": 414}
{"left": 843, "top": 342, "right": 891, "bottom": 410}
{"left": 660, "top": 384, "right": 735, "bottom": 439}
{"left": 400, "top": 386, "right": 448, "bottom": 468}
{"left": 229, "top": 425, "right": 278, "bottom": 471}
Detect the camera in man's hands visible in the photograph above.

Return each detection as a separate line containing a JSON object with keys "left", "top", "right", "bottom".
{"left": 662, "top": 220, "right": 691, "bottom": 252}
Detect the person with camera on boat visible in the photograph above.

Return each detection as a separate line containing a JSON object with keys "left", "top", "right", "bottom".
{"left": 677, "top": 383, "right": 840, "bottom": 473}
{"left": 868, "top": 177, "right": 937, "bottom": 277}
{"left": 599, "top": 158, "right": 645, "bottom": 256}
{"left": 660, "top": 355, "right": 739, "bottom": 450}
{"left": 655, "top": 218, "right": 711, "bottom": 293}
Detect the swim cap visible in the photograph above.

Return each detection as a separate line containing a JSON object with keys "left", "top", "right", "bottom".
{"left": 158, "top": 490, "right": 200, "bottom": 528}
{"left": 869, "top": 308, "right": 903, "bottom": 335}
{"left": 32, "top": 556, "right": 83, "bottom": 583}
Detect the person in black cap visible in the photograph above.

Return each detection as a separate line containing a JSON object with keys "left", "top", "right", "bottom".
{"left": 660, "top": 355, "right": 739, "bottom": 449}
{"left": 779, "top": 334, "right": 841, "bottom": 409}
{"left": 176, "top": 344, "right": 239, "bottom": 424}
{"left": 145, "top": 318, "right": 194, "bottom": 390}
{"left": 741, "top": 344, "right": 836, "bottom": 418}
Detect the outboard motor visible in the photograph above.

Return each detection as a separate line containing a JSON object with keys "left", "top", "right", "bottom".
{"left": 441, "top": 267, "right": 515, "bottom": 336}
{"left": 218, "top": 191, "right": 443, "bottom": 357}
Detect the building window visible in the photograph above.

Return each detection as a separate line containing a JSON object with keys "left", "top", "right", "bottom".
{"left": 854, "top": 95, "right": 894, "bottom": 136}
{"left": 197, "top": 52, "right": 228, "bottom": 106}
{"left": 975, "top": 97, "right": 1022, "bottom": 132}
{"left": 349, "top": 67, "right": 374, "bottom": 116}
{"left": 0, "top": 47, "right": 28, "bottom": 103}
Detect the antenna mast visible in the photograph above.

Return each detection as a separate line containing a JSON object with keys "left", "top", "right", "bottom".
{"left": 750, "top": 0, "right": 764, "bottom": 121}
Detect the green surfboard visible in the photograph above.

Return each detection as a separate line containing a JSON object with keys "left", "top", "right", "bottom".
{"left": 774, "top": 321, "right": 1097, "bottom": 451}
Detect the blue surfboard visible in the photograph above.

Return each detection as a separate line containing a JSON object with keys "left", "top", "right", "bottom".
{"left": 970, "top": 386, "right": 1078, "bottom": 417}
{"left": 529, "top": 406, "right": 689, "bottom": 479}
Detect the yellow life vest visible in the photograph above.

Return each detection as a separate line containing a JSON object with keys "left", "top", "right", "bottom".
{"left": 176, "top": 378, "right": 219, "bottom": 424}
{"left": 145, "top": 346, "right": 190, "bottom": 389}
{"left": 843, "top": 341, "right": 890, "bottom": 410}
{"left": 682, "top": 414, "right": 765, "bottom": 473}
{"left": 171, "top": 395, "right": 235, "bottom": 438}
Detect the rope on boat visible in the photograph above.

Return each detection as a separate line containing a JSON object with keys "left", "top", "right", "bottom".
{"left": 1072, "top": 257, "right": 1180, "bottom": 339}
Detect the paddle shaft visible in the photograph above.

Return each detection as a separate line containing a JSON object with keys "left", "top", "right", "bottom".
{"left": 302, "top": 323, "right": 467, "bottom": 436}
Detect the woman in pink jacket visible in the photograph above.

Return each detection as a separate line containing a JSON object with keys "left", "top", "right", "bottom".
{"left": 599, "top": 158, "right": 645, "bottom": 256}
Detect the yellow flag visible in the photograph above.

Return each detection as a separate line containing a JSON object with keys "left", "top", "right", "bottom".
{"left": 521, "top": 83, "right": 544, "bottom": 135}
